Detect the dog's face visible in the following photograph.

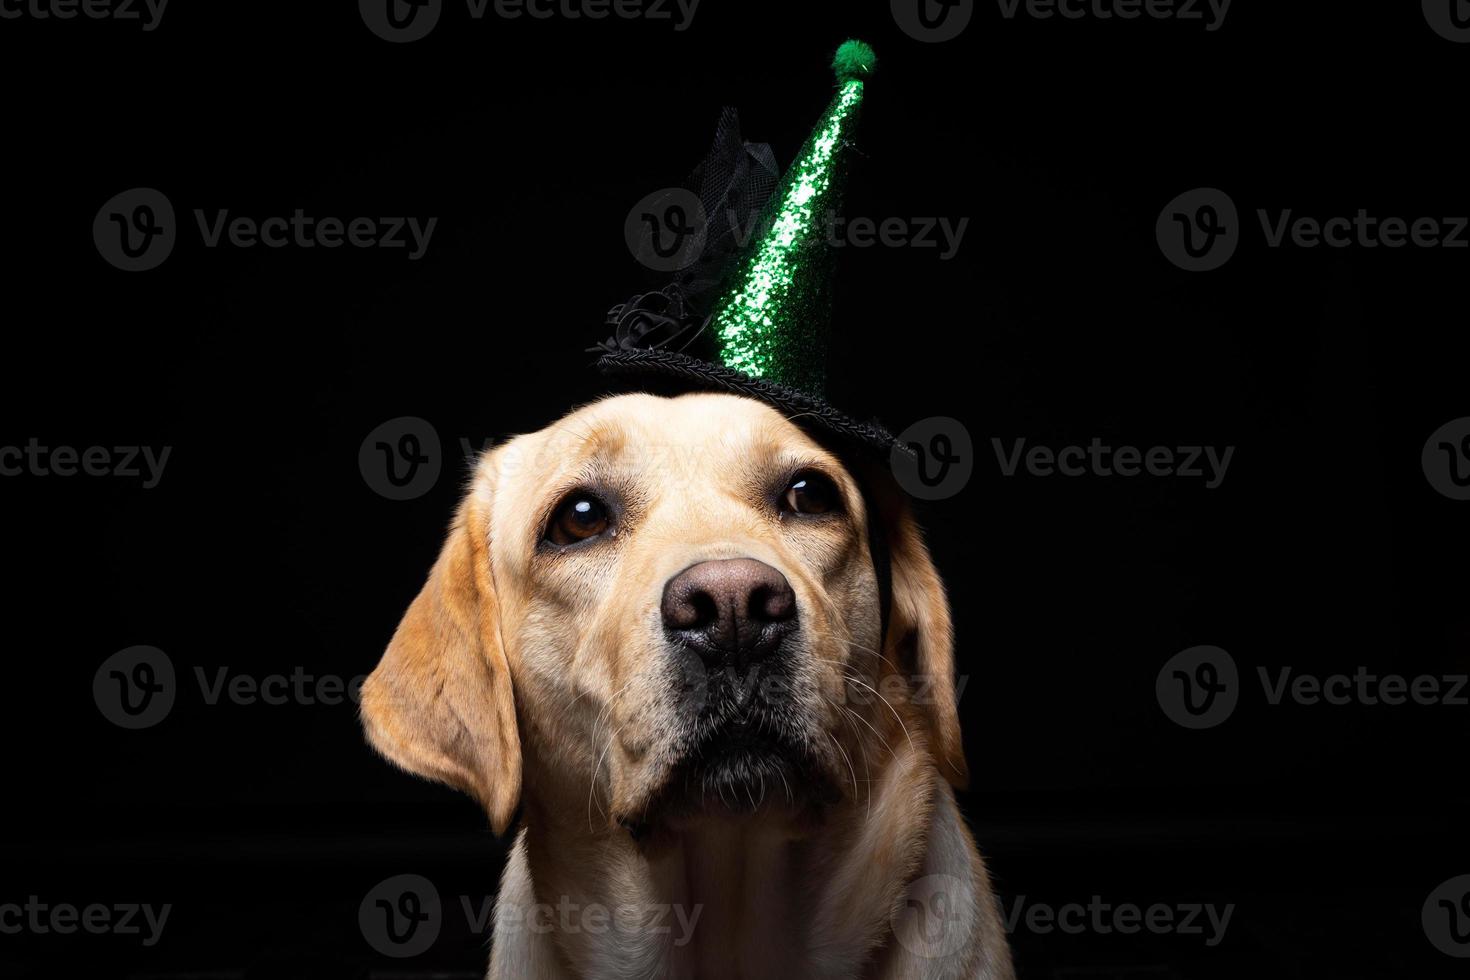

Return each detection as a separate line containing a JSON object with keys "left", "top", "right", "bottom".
{"left": 361, "top": 393, "right": 966, "bottom": 836}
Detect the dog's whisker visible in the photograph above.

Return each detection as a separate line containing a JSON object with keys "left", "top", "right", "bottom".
{"left": 587, "top": 724, "right": 621, "bottom": 833}
{"left": 808, "top": 627, "right": 889, "bottom": 664}
{"left": 807, "top": 660, "right": 897, "bottom": 752}
{"left": 850, "top": 713, "right": 873, "bottom": 822}
{"left": 825, "top": 730, "right": 859, "bottom": 802}
{"left": 586, "top": 677, "right": 638, "bottom": 755}
{"left": 807, "top": 658, "right": 918, "bottom": 758}
{"left": 844, "top": 702, "right": 895, "bottom": 760}
{"left": 823, "top": 695, "right": 875, "bottom": 822}
{"left": 842, "top": 675, "right": 917, "bottom": 755}
{"left": 817, "top": 688, "right": 877, "bottom": 820}
{"left": 806, "top": 656, "right": 908, "bottom": 759}
{"left": 584, "top": 678, "right": 638, "bottom": 834}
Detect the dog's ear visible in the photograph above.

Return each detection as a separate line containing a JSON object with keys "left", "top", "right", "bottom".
{"left": 360, "top": 482, "right": 522, "bottom": 833}
{"left": 871, "top": 476, "right": 970, "bottom": 789}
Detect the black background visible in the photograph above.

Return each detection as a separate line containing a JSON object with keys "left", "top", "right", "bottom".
{"left": 1, "top": 0, "right": 1466, "bottom": 977}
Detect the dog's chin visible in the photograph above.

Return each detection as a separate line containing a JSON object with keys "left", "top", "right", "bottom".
{"left": 619, "top": 722, "right": 840, "bottom": 841}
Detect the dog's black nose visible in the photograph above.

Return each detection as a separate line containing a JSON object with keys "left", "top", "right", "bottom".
{"left": 661, "top": 558, "right": 796, "bottom": 663}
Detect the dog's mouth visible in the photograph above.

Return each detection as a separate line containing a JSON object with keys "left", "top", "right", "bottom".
{"left": 620, "top": 711, "right": 839, "bottom": 838}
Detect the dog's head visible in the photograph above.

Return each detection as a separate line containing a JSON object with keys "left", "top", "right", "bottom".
{"left": 360, "top": 393, "right": 966, "bottom": 836}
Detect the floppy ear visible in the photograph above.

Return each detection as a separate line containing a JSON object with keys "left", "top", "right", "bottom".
{"left": 359, "top": 487, "right": 522, "bottom": 833}
{"left": 872, "top": 478, "right": 970, "bottom": 789}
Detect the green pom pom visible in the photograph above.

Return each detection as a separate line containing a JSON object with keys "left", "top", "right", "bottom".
{"left": 832, "top": 39, "right": 876, "bottom": 82}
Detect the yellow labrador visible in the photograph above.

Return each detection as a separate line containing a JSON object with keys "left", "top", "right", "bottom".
{"left": 361, "top": 392, "right": 1013, "bottom": 979}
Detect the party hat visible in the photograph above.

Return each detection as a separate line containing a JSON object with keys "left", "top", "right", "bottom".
{"left": 709, "top": 38, "right": 875, "bottom": 393}
{"left": 596, "top": 39, "right": 900, "bottom": 459}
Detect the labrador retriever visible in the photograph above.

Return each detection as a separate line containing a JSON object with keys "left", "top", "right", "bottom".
{"left": 361, "top": 391, "right": 1013, "bottom": 979}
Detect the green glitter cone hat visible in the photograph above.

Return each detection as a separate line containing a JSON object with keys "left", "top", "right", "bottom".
{"left": 596, "top": 39, "right": 904, "bottom": 459}
{"left": 711, "top": 39, "right": 871, "bottom": 393}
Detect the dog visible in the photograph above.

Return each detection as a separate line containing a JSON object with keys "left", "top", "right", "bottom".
{"left": 361, "top": 392, "right": 1014, "bottom": 979}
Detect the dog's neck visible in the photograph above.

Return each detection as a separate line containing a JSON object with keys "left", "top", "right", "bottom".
{"left": 524, "top": 815, "right": 813, "bottom": 978}
{"left": 507, "top": 743, "right": 943, "bottom": 980}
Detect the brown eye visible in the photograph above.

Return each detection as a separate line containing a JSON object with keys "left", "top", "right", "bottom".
{"left": 781, "top": 471, "right": 840, "bottom": 516}
{"left": 546, "top": 493, "right": 610, "bottom": 546}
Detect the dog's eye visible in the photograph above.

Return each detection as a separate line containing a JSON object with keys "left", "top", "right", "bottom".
{"left": 781, "top": 471, "right": 840, "bottom": 516}
{"left": 545, "top": 493, "right": 610, "bottom": 546}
